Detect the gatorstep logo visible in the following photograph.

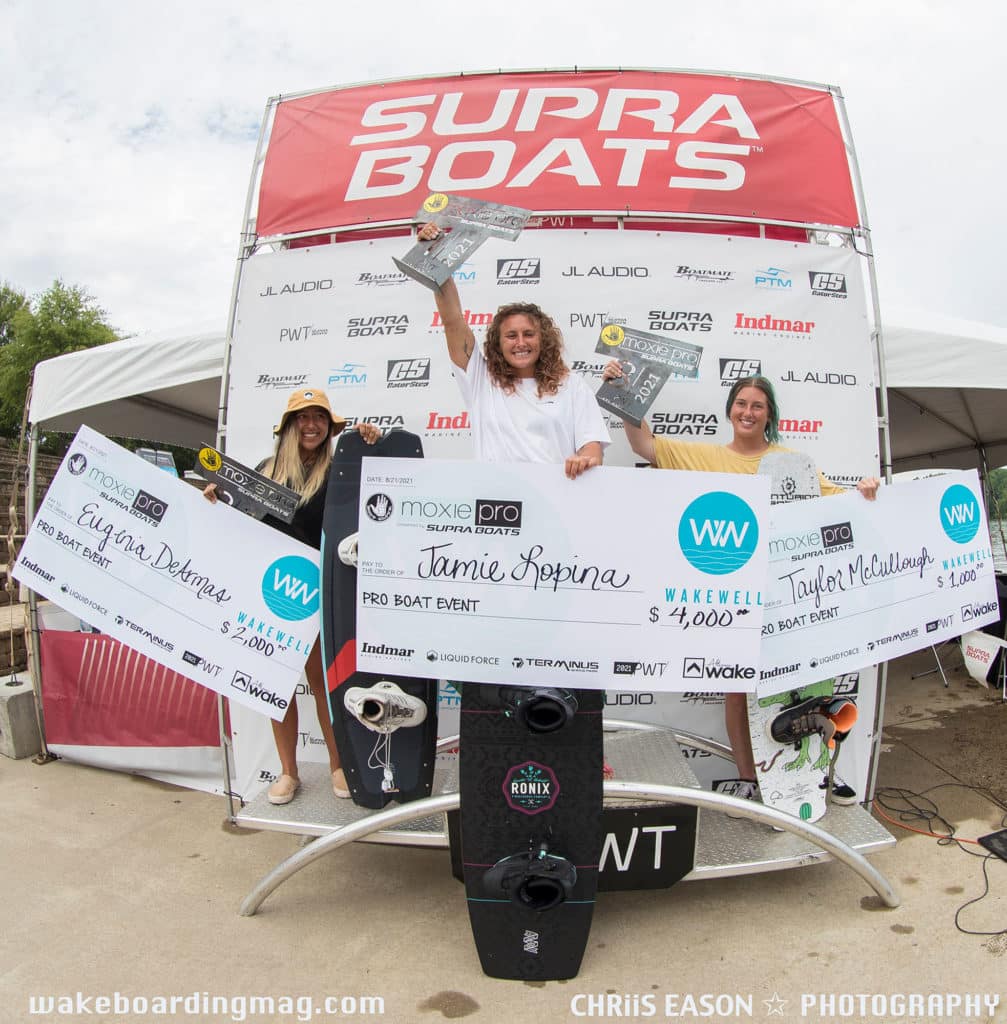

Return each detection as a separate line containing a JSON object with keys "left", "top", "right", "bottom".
{"left": 502, "top": 761, "right": 560, "bottom": 815}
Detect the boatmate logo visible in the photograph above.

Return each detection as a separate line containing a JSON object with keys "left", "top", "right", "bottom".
{"left": 719, "top": 358, "right": 761, "bottom": 386}
{"left": 939, "top": 484, "right": 981, "bottom": 544}
{"left": 67, "top": 453, "right": 87, "bottom": 475}
{"left": 676, "top": 265, "right": 733, "bottom": 284}
{"left": 678, "top": 491, "right": 759, "bottom": 575}
{"left": 261, "top": 555, "right": 319, "bottom": 621}
{"left": 365, "top": 493, "right": 393, "bottom": 522}
{"left": 255, "top": 372, "right": 309, "bottom": 390}
{"left": 356, "top": 270, "right": 407, "bottom": 287}
{"left": 808, "top": 270, "right": 848, "bottom": 298}
{"left": 503, "top": 761, "right": 560, "bottom": 815}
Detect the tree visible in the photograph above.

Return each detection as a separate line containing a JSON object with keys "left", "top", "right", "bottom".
{"left": 0, "top": 280, "right": 119, "bottom": 436}
{"left": 0, "top": 282, "right": 28, "bottom": 347}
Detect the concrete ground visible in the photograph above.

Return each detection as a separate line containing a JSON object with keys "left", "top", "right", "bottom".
{"left": 3, "top": 649, "right": 1006, "bottom": 1024}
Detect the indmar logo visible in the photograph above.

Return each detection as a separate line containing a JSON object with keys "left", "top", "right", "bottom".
{"left": 678, "top": 491, "right": 759, "bottom": 576}
{"left": 497, "top": 258, "right": 541, "bottom": 284}
{"left": 648, "top": 310, "right": 713, "bottom": 333}
{"left": 809, "top": 271, "right": 848, "bottom": 298}
{"left": 503, "top": 761, "right": 560, "bottom": 815}
{"left": 677, "top": 265, "right": 733, "bottom": 284}
{"left": 386, "top": 358, "right": 431, "bottom": 388}
{"left": 733, "top": 313, "right": 815, "bottom": 337}
{"left": 720, "top": 358, "right": 761, "bottom": 386}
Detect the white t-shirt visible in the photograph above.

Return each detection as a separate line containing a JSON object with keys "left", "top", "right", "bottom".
{"left": 453, "top": 345, "right": 611, "bottom": 463}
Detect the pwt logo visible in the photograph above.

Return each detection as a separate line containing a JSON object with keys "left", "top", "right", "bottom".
{"left": 261, "top": 555, "right": 320, "bottom": 621}
{"left": 503, "top": 761, "right": 560, "bottom": 815}
{"left": 678, "top": 492, "right": 759, "bottom": 575}
{"left": 939, "top": 484, "right": 981, "bottom": 544}
{"left": 497, "top": 258, "right": 541, "bottom": 284}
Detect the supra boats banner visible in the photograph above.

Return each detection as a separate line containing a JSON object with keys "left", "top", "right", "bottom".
{"left": 13, "top": 427, "right": 321, "bottom": 721}
{"left": 355, "top": 458, "right": 770, "bottom": 692}
{"left": 255, "top": 69, "right": 859, "bottom": 235}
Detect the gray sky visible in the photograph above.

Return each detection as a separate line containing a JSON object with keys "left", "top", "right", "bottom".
{"left": 3, "top": 0, "right": 1003, "bottom": 336}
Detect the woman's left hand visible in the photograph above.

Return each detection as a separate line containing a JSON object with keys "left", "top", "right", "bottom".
{"left": 357, "top": 423, "right": 382, "bottom": 445}
{"left": 856, "top": 476, "right": 881, "bottom": 500}
{"left": 565, "top": 452, "right": 600, "bottom": 480}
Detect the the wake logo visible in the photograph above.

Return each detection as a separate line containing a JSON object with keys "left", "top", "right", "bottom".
{"left": 720, "top": 358, "right": 761, "bottom": 386}
{"left": 678, "top": 491, "right": 759, "bottom": 575}
{"left": 67, "top": 453, "right": 87, "bottom": 475}
{"left": 261, "top": 555, "right": 319, "bottom": 621}
{"left": 131, "top": 489, "right": 168, "bottom": 526}
{"left": 809, "top": 271, "right": 848, "bottom": 298}
{"left": 497, "top": 258, "right": 541, "bottom": 284}
{"left": 962, "top": 600, "right": 999, "bottom": 624}
{"left": 230, "top": 670, "right": 288, "bottom": 710}
{"left": 682, "top": 657, "right": 756, "bottom": 682}
{"left": 386, "top": 357, "right": 431, "bottom": 388}
{"left": 255, "top": 372, "right": 309, "bottom": 390}
{"left": 328, "top": 362, "right": 367, "bottom": 387}
{"left": 754, "top": 267, "right": 792, "bottom": 289}
{"left": 939, "top": 484, "right": 981, "bottom": 544}
{"left": 503, "top": 761, "right": 559, "bottom": 815}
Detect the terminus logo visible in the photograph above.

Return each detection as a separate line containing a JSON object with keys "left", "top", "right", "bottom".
{"left": 261, "top": 555, "right": 319, "bottom": 621}
{"left": 678, "top": 491, "right": 759, "bottom": 576}
{"left": 497, "top": 258, "right": 541, "bottom": 284}
{"left": 939, "top": 484, "right": 981, "bottom": 545}
{"left": 503, "top": 761, "right": 559, "bottom": 815}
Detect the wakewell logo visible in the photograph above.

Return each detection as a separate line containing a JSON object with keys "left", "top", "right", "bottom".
{"left": 939, "top": 484, "right": 981, "bottom": 544}
{"left": 678, "top": 492, "right": 759, "bottom": 576}
{"left": 503, "top": 761, "right": 560, "bottom": 815}
{"left": 261, "top": 555, "right": 319, "bottom": 621}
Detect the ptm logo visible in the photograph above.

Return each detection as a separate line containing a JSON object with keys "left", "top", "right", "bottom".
{"left": 503, "top": 761, "right": 560, "bottom": 815}
{"left": 497, "top": 258, "right": 541, "bottom": 284}
{"left": 719, "top": 358, "right": 761, "bottom": 386}
{"left": 261, "top": 555, "right": 320, "bottom": 621}
{"left": 754, "top": 267, "right": 792, "bottom": 289}
{"left": 678, "top": 492, "right": 759, "bottom": 575}
{"left": 939, "top": 484, "right": 981, "bottom": 544}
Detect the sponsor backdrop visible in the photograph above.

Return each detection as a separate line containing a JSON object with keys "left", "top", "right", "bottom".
{"left": 224, "top": 227, "right": 880, "bottom": 800}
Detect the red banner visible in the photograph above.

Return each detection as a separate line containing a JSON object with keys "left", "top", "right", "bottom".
{"left": 257, "top": 69, "right": 859, "bottom": 236}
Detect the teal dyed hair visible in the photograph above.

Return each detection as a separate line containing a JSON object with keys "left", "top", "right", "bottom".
{"left": 725, "top": 375, "right": 780, "bottom": 445}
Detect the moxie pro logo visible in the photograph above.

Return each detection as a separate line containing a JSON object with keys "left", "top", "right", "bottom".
{"left": 503, "top": 761, "right": 560, "bottom": 815}
{"left": 131, "top": 489, "right": 168, "bottom": 525}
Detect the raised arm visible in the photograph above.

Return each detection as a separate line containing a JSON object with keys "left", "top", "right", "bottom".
{"left": 601, "top": 359, "right": 657, "bottom": 464}
{"left": 417, "top": 223, "right": 476, "bottom": 370}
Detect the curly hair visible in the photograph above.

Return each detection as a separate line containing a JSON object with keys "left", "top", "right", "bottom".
{"left": 724, "top": 375, "right": 780, "bottom": 445}
{"left": 483, "top": 302, "right": 568, "bottom": 397}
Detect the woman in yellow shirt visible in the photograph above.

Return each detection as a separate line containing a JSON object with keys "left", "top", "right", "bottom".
{"left": 602, "top": 362, "right": 879, "bottom": 803}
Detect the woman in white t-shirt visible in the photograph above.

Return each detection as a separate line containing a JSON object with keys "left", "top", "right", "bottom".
{"left": 418, "top": 223, "right": 610, "bottom": 474}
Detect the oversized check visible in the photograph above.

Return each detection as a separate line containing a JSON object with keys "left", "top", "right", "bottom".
{"left": 12, "top": 426, "right": 321, "bottom": 720}
{"left": 355, "top": 458, "right": 770, "bottom": 692}
{"left": 758, "top": 470, "right": 999, "bottom": 692}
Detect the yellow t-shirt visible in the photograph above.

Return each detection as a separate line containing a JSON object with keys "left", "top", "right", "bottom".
{"left": 652, "top": 438, "right": 844, "bottom": 496}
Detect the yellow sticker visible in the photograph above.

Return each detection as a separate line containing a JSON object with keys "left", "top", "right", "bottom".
{"left": 422, "top": 193, "right": 450, "bottom": 214}
{"left": 198, "top": 447, "right": 222, "bottom": 472}
{"left": 600, "top": 324, "right": 625, "bottom": 347}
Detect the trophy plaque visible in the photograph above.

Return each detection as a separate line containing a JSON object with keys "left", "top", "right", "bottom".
{"left": 393, "top": 193, "right": 532, "bottom": 290}
{"left": 196, "top": 445, "right": 299, "bottom": 523}
{"left": 594, "top": 323, "right": 704, "bottom": 379}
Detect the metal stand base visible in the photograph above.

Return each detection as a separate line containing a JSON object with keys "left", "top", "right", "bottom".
{"left": 237, "top": 725, "right": 898, "bottom": 917}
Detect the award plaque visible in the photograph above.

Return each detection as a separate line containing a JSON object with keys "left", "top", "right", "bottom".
{"left": 594, "top": 323, "right": 704, "bottom": 379}
{"left": 196, "top": 445, "right": 299, "bottom": 523}
{"left": 594, "top": 358, "right": 671, "bottom": 427}
{"left": 393, "top": 193, "right": 532, "bottom": 290}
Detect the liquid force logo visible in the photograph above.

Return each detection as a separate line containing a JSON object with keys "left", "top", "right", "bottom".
{"left": 678, "top": 492, "right": 759, "bottom": 575}
{"left": 261, "top": 555, "right": 319, "bottom": 621}
{"left": 503, "top": 761, "right": 560, "bottom": 815}
{"left": 939, "top": 484, "right": 981, "bottom": 544}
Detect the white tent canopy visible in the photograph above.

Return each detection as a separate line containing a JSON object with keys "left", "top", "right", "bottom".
{"left": 29, "top": 325, "right": 225, "bottom": 449}
{"left": 882, "top": 307, "right": 1007, "bottom": 474}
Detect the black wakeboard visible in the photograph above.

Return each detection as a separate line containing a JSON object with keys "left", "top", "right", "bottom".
{"left": 320, "top": 429, "right": 438, "bottom": 809}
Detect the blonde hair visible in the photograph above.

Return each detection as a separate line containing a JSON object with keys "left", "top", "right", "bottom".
{"left": 261, "top": 411, "right": 332, "bottom": 505}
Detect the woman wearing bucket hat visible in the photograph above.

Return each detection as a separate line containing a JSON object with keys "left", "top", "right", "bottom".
{"left": 206, "top": 387, "right": 380, "bottom": 804}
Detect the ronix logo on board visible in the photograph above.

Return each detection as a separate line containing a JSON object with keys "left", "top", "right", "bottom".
{"left": 939, "top": 484, "right": 981, "bottom": 545}
{"left": 261, "top": 555, "right": 319, "bottom": 621}
{"left": 678, "top": 492, "right": 758, "bottom": 575}
{"left": 503, "top": 761, "right": 560, "bottom": 815}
